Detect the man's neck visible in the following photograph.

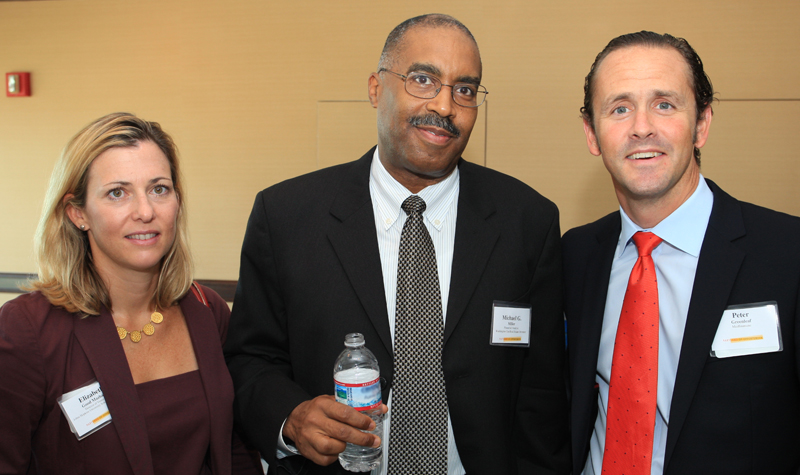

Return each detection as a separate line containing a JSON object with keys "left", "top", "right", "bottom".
{"left": 618, "top": 174, "right": 701, "bottom": 229}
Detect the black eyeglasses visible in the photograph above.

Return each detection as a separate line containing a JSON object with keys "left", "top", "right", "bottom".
{"left": 378, "top": 68, "right": 488, "bottom": 108}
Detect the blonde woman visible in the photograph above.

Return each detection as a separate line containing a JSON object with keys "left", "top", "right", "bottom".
{"left": 0, "top": 113, "right": 261, "bottom": 475}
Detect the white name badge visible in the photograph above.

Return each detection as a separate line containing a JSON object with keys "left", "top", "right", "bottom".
{"left": 57, "top": 380, "right": 112, "bottom": 440}
{"left": 710, "top": 301, "right": 782, "bottom": 358}
{"left": 490, "top": 301, "right": 532, "bottom": 347}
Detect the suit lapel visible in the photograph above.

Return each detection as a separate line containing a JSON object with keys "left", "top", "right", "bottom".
{"left": 73, "top": 310, "right": 155, "bottom": 475}
{"left": 181, "top": 293, "right": 231, "bottom": 475}
{"left": 444, "top": 161, "right": 499, "bottom": 344}
{"left": 571, "top": 214, "right": 619, "bottom": 469}
{"left": 327, "top": 149, "right": 393, "bottom": 354}
{"left": 664, "top": 181, "right": 746, "bottom": 469}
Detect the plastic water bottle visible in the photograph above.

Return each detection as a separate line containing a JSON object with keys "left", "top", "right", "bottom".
{"left": 334, "top": 333, "right": 383, "bottom": 472}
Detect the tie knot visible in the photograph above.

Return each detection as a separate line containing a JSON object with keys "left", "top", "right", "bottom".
{"left": 631, "top": 231, "right": 662, "bottom": 257}
{"left": 402, "top": 195, "right": 426, "bottom": 215}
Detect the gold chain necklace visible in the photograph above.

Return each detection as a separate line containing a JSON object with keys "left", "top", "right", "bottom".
{"left": 116, "top": 311, "right": 164, "bottom": 343}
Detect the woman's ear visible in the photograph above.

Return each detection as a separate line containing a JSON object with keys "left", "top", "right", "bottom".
{"left": 63, "top": 194, "right": 88, "bottom": 231}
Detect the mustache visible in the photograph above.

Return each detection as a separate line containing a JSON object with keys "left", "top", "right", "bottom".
{"left": 408, "top": 114, "right": 461, "bottom": 138}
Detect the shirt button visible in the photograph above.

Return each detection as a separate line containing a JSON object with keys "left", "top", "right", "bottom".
{"left": 385, "top": 219, "right": 391, "bottom": 225}
{"left": 434, "top": 220, "right": 441, "bottom": 226}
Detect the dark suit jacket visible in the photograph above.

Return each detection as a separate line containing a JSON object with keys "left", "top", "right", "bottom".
{"left": 225, "top": 148, "right": 570, "bottom": 474}
{"left": 564, "top": 180, "right": 800, "bottom": 475}
{"left": 0, "top": 286, "right": 261, "bottom": 475}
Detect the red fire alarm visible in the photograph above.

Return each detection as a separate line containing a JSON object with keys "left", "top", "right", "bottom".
{"left": 6, "top": 72, "right": 31, "bottom": 97}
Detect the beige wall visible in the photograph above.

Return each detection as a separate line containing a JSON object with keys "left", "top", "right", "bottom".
{"left": 1, "top": 0, "right": 798, "bottom": 286}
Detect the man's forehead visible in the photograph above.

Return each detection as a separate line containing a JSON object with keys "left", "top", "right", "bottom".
{"left": 594, "top": 45, "right": 692, "bottom": 96}
{"left": 395, "top": 26, "right": 481, "bottom": 77}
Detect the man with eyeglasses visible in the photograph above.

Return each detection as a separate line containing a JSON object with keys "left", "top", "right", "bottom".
{"left": 226, "top": 13, "right": 569, "bottom": 475}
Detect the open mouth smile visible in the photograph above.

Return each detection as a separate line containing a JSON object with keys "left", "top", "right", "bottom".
{"left": 627, "top": 152, "right": 664, "bottom": 160}
{"left": 126, "top": 233, "right": 158, "bottom": 241}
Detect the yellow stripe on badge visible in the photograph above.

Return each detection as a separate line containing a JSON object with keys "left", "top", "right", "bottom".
{"left": 731, "top": 335, "right": 764, "bottom": 343}
{"left": 503, "top": 337, "right": 522, "bottom": 342}
{"left": 93, "top": 411, "right": 110, "bottom": 423}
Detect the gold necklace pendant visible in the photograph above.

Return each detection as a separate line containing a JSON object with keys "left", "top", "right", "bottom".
{"left": 117, "top": 311, "right": 164, "bottom": 343}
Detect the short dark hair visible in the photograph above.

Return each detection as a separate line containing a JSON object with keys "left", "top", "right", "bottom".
{"left": 378, "top": 14, "right": 479, "bottom": 70}
{"left": 581, "top": 31, "right": 714, "bottom": 163}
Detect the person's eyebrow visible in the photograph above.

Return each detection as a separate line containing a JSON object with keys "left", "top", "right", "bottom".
{"left": 407, "top": 62, "right": 481, "bottom": 86}
{"left": 601, "top": 93, "right": 633, "bottom": 110}
{"left": 652, "top": 89, "right": 685, "bottom": 104}
{"left": 455, "top": 75, "right": 481, "bottom": 86}
{"left": 407, "top": 62, "right": 442, "bottom": 77}
{"left": 101, "top": 177, "right": 171, "bottom": 187}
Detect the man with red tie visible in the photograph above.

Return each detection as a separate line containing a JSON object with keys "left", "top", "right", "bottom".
{"left": 564, "top": 31, "right": 800, "bottom": 475}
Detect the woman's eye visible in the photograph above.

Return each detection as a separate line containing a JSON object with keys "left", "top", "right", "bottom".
{"left": 109, "top": 189, "right": 124, "bottom": 199}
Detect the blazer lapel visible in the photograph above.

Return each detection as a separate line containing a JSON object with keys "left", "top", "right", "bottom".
{"left": 444, "top": 160, "right": 500, "bottom": 344}
{"left": 327, "top": 149, "right": 393, "bottom": 354}
{"left": 664, "top": 181, "right": 746, "bottom": 469}
{"left": 73, "top": 310, "right": 155, "bottom": 475}
{"left": 181, "top": 293, "right": 231, "bottom": 475}
{"left": 571, "top": 214, "right": 619, "bottom": 469}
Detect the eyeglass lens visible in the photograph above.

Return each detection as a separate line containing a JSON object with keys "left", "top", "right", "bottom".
{"left": 404, "top": 72, "right": 485, "bottom": 107}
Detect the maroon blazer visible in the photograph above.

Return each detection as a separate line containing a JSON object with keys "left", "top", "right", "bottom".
{"left": 0, "top": 286, "right": 261, "bottom": 475}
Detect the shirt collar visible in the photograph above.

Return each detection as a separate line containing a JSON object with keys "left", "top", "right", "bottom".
{"left": 369, "top": 148, "right": 459, "bottom": 232}
{"left": 618, "top": 174, "right": 714, "bottom": 258}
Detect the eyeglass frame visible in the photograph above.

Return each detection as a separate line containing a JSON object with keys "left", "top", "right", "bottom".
{"left": 377, "top": 68, "right": 488, "bottom": 108}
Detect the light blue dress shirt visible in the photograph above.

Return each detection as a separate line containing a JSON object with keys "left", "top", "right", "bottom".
{"left": 583, "top": 176, "right": 714, "bottom": 475}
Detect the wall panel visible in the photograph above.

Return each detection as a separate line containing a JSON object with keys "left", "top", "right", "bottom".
{"left": 702, "top": 101, "right": 800, "bottom": 214}
{"left": 0, "top": 0, "right": 797, "bottom": 284}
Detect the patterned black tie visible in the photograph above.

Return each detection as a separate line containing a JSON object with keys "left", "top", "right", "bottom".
{"left": 388, "top": 195, "right": 448, "bottom": 474}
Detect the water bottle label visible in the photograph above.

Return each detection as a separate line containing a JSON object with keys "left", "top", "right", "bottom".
{"left": 334, "top": 377, "right": 381, "bottom": 411}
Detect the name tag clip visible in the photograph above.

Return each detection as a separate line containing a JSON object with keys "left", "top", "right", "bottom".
{"left": 490, "top": 300, "right": 532, "bottom": 347}
{"left": 57, "top": 379, "right": 112, "bottom": 440}
{"left": 710, "top": 301, "right": 782, "bottom": 359}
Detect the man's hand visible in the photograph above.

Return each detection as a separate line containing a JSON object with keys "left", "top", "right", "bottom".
{"left": 283, "top": 395, "right": 388, "bottom": 466}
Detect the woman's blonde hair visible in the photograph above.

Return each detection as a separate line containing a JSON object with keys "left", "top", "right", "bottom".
{"left": 30, "top": 112, "right": 193, "bottom": 315}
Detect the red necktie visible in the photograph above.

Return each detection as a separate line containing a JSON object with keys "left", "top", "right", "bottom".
{"left": 602, "top": 231, "right": 662, "bottom": 475}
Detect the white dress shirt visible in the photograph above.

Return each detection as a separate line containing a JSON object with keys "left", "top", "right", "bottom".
{"left": 275, "top": 150, "right": 466, "bottom": 473}
{"left": 369, "top": 148, "right": 465, "bottom": 474}
{"left": 583, "top": 176, "right": 714, "bottom": 475}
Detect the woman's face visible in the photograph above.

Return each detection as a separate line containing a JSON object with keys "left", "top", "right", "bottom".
{"left": 69, "top": 141, "right": 179, "bottom": 278}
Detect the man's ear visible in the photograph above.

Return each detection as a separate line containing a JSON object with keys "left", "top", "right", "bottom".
{"left": 583, "top": 118, "right": 602, "bottom": 156}
{"left": 63, "top": 194, "right": 87, "bottom": 230}
{"left": 368, "top": 73, "right": 381, "bottom": 109}
{"left": 693, "top": 105, "right": 713, "bottom": 149}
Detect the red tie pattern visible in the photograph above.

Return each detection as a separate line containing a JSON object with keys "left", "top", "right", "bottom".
{"left": 602, "top": 231, "right": 662, "bottom": 475}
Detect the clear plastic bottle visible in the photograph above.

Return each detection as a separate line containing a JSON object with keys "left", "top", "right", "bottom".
{"left": 334, "top": 333, "right": 383, "bottom": 472}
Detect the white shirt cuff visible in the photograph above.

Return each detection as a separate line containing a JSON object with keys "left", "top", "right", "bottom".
{"left": 276, "top": 418, "right": 301, "bottom": 459}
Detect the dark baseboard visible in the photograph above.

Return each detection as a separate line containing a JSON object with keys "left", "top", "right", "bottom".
{"left": 0, "top": 273, "right": 237, "bottom": 302}
{"left": 195, "top": 279, "right": 237, "bottom": 302}
{"left": 0, "top": 273, "right": 35, "bottom": 293}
